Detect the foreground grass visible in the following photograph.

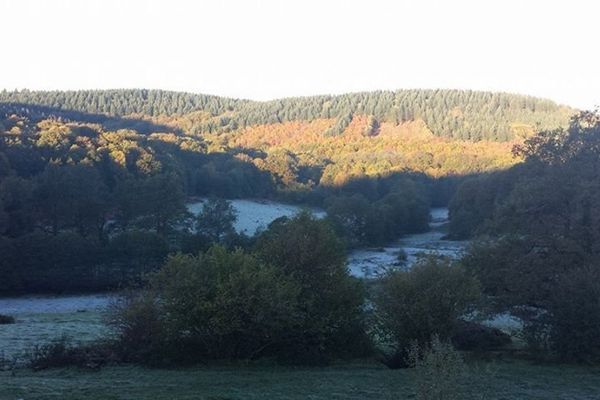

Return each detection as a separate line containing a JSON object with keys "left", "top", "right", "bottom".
{"left": 1, "top": 360, "right": 599, "bottom": 400}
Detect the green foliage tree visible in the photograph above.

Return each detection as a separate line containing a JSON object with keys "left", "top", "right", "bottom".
{"left": 374, "top": 257, "right": 480, "bottom": 367}
{"left": 325, "top": 180, "right": 430, "bottom": 247}
{"left": 325, "top": 194, "right": 373, "bottom": 246}
{"left": 195, "top": 198, "right": 237, "bottom": 242}
{"left": 254, "top": 212, "right": 368, "bottom": 361}
{"left": 111, "top": 246, "right": 301, "bottom": 363}
{"left": 117, "top": 173, "right": 187, "bottom": 234}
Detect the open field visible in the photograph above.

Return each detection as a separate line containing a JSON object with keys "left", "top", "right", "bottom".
{"left": 1, "top": 360, "right": 599, "bottom": 400}
{"left": 0, "top": 295, "right": 113, "bottom": 362}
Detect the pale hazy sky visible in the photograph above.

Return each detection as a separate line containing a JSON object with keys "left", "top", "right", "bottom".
{"left": 1, "top": 0, "right": 598, "bottom": 109}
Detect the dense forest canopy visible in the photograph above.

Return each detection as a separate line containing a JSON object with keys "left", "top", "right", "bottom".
{"left": 0, "top": 88, "right": 573, "bottom": 140}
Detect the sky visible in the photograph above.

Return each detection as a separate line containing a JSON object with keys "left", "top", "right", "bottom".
{"left": 0, "top": 0, "right": 598, "bottom": 109}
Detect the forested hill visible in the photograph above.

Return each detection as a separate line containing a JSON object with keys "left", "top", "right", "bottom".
{"left": 0, "top": 88, "right": 578, "bottom": 293}
{"left": 0, "top": 89, "right": 573, "bottom": 141}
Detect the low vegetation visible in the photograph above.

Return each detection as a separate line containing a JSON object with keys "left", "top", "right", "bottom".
{"left": 374, "top": 258, "right": 480, "bottom": 368}
{"left": 409, "top": 336, "right": 472, "bottom": 400}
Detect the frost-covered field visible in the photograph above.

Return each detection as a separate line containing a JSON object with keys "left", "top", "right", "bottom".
{"left": 0, "top": 295, "right": 113, "bottom": 361}
{"left": 187, "top": 199, "right": 326, "bottom": 236}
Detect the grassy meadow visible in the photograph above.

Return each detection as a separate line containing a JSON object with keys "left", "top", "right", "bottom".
{"left": 1, "top": 360, "right": 599, "bottom": 400}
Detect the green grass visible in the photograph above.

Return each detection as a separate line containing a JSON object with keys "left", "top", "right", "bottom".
{"left": 1, "top": 360, "right": 599, "bottom": 400}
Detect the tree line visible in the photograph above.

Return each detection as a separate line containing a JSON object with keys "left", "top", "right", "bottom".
{"left": 1, "top": 88, "right": 572, "bottom": 140}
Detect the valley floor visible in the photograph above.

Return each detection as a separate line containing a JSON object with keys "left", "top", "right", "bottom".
{"left": 1, "top": 360, "right": 599, "bottom": 400}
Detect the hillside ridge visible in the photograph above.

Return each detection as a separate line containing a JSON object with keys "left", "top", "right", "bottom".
{"left": 0, "top": 88, "right": 574, "bottom": 141}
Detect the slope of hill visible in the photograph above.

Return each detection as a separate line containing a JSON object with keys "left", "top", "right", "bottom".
{"left": 0, "top": 88, "right": 575, "bottom": 195}
{"left": 0, "top": 88, "right": 574, "bottom": 141}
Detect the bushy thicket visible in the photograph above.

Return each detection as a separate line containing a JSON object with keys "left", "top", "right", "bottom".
{"left": 374, "top": 257, "right": 480, "bottom": 368}
{"left": 109, "top": 247, "right": 301, "bottom": 363}
{"left": 0, "top": 230, "right": 170, "bottom": 292}
{"left": 110, "top": 213, "right": 369, "bottom": 365}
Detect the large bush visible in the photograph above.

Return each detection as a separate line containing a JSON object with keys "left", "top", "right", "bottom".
{"left": 254, "top": 211, "right": 369, "bottom": 362}
{"left": 374, "top": 257, "right": 480, "bottom": 367}
{"left": 110, "top": 246, "right": 301, "bottom": 363}
{"left": 111, "top": 213, "right": 370, "bottom": 365}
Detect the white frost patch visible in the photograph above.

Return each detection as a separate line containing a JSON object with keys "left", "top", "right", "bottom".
{"left": 482, "top": 312, "right": 524, "bottom": 334}
{"left": 348, "top": 248, "right": 408, "bottom": 279}
{"left": 187, "top": 199, "right": 325, "bottom": 236}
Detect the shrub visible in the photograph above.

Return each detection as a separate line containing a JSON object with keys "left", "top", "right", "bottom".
{"left": 110, "top": 246, "right": 301, "bottom": 364}
{"left": 107, "top": 291, "right": 165, "bottom": 364}
{"left": 0, "top": 314, "right": 15, "bottom": 324}
{"left": 112, "top": 213, "right": 371, "bottom": 365}
{"left": 409, "top": 336, "right": 467, "bottom": 400}
{"left": 395, "top": 249, "right": 408, "bottom": 264}
{"left": 27, "top": 336, "right": 115, "bottom": 370}
{"left": 408, "top": 336, "right": 494, "bottom": 400}
{"left": 374, "top": 257, "right": 480, "bottom": 368}
{"left": 28, "top": 337, "right": 77, "bottom": 370}
{"left": 254, "top": 212, "right": 369, "bottom": 362}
